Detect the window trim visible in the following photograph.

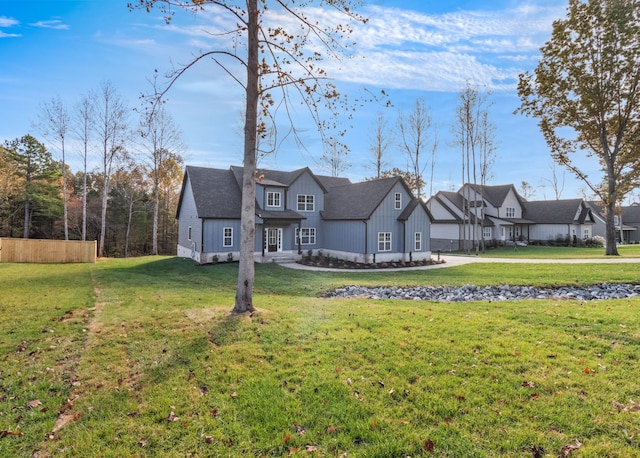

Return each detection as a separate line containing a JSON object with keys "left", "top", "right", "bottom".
{"left": 296, "top": 194, "right": 315, "bottom": 212}
{"left": 483, "top": 227, "right": 492, "bottom": 239}
{"left": 223, "top": 227, "right": 233, "bottom": 247}
{"left": 295, "top": 227, "right": 316, "bottom": 245}
{"left": 505, "top": 207, "right": 515, "bottom": 218}
{"left": 414, "top": 232, "right": 422, "bottom": 251}
{"left": 394, "top": 192, "right": 402, "bottom": 210}
{"left": 378, "top": 232, "right": 392, "bottom": 252}
{"left": 266, "top": 191, "right": 281, "bottom": 208}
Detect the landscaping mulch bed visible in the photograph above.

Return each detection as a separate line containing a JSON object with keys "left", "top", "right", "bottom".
{"left": 296, "top": 255, "right": 445, "bottom": 269}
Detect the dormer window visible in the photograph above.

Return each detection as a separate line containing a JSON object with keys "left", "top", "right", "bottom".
{"left": 506, "top": 207, "right": 515, "bottom": 218}
{"left": 267, "top": 191, "right": 281, "bottom": 207}
{"left": 394, "top": 192, "right": 402, "bottom": 210}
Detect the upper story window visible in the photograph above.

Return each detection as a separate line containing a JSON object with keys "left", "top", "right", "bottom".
{"left": 505, "top": 207, "right": 515, "bottom": 218}
{"left": 297, "top": 194, "right": 315, "bottom": 212}
{"left": 267, "top": 191, "right": 281, "bottom": 207}
{"left": 394, "top": 192, "right": 402, "bottom": 210}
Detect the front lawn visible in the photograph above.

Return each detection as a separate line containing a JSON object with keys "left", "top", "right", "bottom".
{"left": 2, "top": 257, "right": 640, "bottom": 457}
{"left": 457, "top": 243, "right": 640, "bottom": 259}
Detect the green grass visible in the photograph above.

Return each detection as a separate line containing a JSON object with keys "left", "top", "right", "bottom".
{"left": 465, "top": 243, "right": 640, "bottom": 259}
{"left": 2, "top": 256, "right": 640, "bottom": 457}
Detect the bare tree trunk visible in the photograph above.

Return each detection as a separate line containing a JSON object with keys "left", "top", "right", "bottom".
{"left": 233, "top": 0, "right": 259, "bottom": 314}
{"left": 153, "top": 184, "right": 159, "bottom": 255}
{"left": 605, "top": 174, "right": 619, "bottom": 255}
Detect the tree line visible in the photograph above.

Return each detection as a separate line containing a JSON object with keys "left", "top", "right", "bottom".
{"left": 0, "top": 80, "right": 185, "bottom": 257}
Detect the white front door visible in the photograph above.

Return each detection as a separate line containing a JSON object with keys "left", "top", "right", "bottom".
{"left": 265, "top": 228, "right": 282, "bottom": 253}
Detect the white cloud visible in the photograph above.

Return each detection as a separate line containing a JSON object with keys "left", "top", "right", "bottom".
{"left": 31, "top": 19, "right": 70, "bottom": 30}
{"left": 0, "top": 16, "right": 18, "bottom": 27}
{"left": 0, "top": 16, "right": 20, "bottom": 37}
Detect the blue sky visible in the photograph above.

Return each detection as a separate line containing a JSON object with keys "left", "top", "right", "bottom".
{"left": 0, "top": 0, "right": 599, "bottom": 200}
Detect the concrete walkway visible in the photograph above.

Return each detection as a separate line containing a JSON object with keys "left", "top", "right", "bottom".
{"left": 281, "top": 254, "right": 640, "bottom": 272}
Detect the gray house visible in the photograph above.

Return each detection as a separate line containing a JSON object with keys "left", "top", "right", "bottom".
{"left": 176, "top": 165, "right": 432, "bottom": 263}
{"left": 427, "top": 183, "right": 597, "bottom": 250}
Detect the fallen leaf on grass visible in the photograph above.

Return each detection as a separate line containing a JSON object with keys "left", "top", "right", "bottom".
{"left": 26, "top": 400, "right": 42, "bottom": 408}
{"left": 423, "top": 439, "right": 435, "bottom": 452}
{"left": 0, "top": 430, "right": 23, "bottom": 438}
{"left": 583, "top": 367, "right": 595, "bottom": 374}
{"left": 138, "top": 438, "right": 147, "bottom": 447}
{"left": 326, "top": 425, "right": 339, "bottom": 434}
{"left": 167, "top": 411, "right": 178, "bottom": 422}
{"left": 205, "top": 436, "right": 214, "bottom": 444}
{"left": 522, "top": 381, "right": 535, "bottom": 388}
{"left": 559, "top": 439, "right": 581, "bottom": 456}
{"left": 283, "top": 434, "right": 292, "bottom": 443}
{"left": 306, "top": 445, "right": 318, "bottom": 452}
{"left": 613, "top": 400, "right": 640, "bottom": 412}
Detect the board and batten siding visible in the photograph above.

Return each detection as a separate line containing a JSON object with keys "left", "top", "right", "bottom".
{"left": 202, "top": 219, "right": 240, "bottom": 252}
{"left": 323, "top": 220, "right": 366, "bottom": 253}
{"left": 403, "top": 208, "right": 431, "bottom": 252}
{"left": 177, "top": 177, "right": 202, "bottom": 252}
{"left": 287, "top": 171, "right": 325, "bottom": 246}
{"left": 366, "top": 182, "right": 410, "bottom": 253}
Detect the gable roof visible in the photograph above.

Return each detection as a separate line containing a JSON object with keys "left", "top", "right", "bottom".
{"left": 398, "top": 198, "right": 433, "bottom": 222}
{"left": 467, "top": 183, "right": 525, "bottom": 207}
{"left": 177, "top": 166, "right": 242, "bottom": 219}
{"left": 322, "top": 176, "right": 409, "bottom": 220}
{"left": 523, "top": 199, "right": 593, "bottom": 224}
{"left": 230, "top": 165, "right": 350, "bottom": 193}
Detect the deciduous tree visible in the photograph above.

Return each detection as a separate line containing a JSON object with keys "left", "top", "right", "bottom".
{"left": 368, "top": 112, "right": 392, "bottom": 179}
{"left": 517, "top": 0, "right": 640, "bottom": 255}
{"left": 91, "top": 81, "right": 130, "bottom": 257}
{"left": 37, "top": 96, "right": 70, "bottom": 240}
{"left": 397, "top": 98, "right": 433, "bottom": 200}
{"left": 130, "top": 0, "right": 368, "bottom": 313}
{"left": 138, "top": 105, "right": 184, "bottom": 255}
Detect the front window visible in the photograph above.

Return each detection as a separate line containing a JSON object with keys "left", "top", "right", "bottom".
{"left": 378, "top": 232, "right": 391, "bottom": 252}
{"left": 483, "top": 227, "right": 492, "bottom": 239}
{"left": 297, "top": 194, "right": 315, "bottom": 212}
{"left": 414, "top": 232, "right": 422, "bottom": 251}
{"left": 295, "top": 227, "right": 316, "bottom": 245}
{"left": 267, "top": 191, "right": 281, "bottom": 207}
{"left": 395, "top": 193, "right": 402, "bottom": 210}
{"left": 223, "top": 227, "right": 233, "bottom": 247}
{"left": 505, "top": 207, "right": 515, "bottom": 218}
{"left": 583, "top": 228, "right": 590, "bottom": 239}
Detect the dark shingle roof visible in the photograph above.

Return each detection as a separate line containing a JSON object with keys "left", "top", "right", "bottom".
{"left": 622, "top": 205, "right": 640, "bottom": 223}
{"left": 322, "top": 177, "right": 403, "bottom": 220}
{"left": 523, "top": 199, "right": 591, "bottom": 224}
{"left": 398, "top": 198, "right": 432, "bottom": 221}
{"left": 468, "top": 184, "right": 522, "bottom": 207}
{"left": 181, "top": 166, "right": 242, "bottom": 218}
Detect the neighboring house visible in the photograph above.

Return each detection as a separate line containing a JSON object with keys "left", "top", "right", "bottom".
{"left": 427, "top": 183, "right": 596, "bottom": 250}
{"left": 588, "top": 201, "right": 640, "bottom": 243}
{"left": 176, "top": 165, "right": 432, "bottom": 263}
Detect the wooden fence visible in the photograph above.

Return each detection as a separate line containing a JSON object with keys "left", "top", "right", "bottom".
{"left": 0, "top": 238, "right": 97, "bottom": 263}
